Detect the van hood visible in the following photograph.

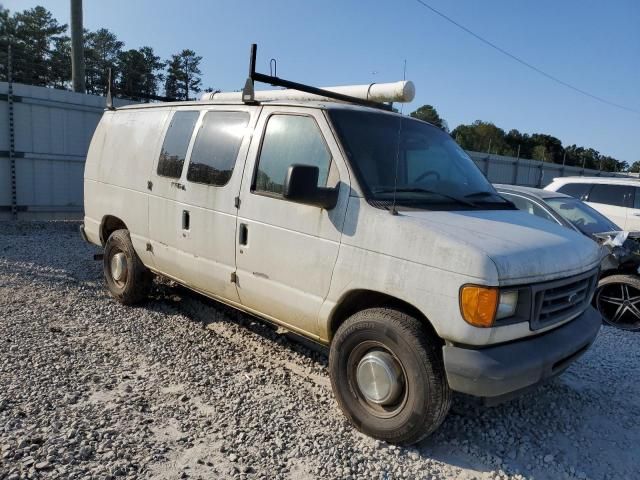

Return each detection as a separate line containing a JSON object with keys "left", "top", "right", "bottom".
{"left": 398, "top": 209, "right": 601, "bottom": 285}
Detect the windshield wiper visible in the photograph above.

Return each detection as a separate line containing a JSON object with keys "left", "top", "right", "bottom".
{"left": 464, "top": 190, "right": 511, "bottom": 204}
{"left": 464, "top": 191, "right": 500, "bottom": 199}
{"left": 373, "top": 187, "right": 476, "bottom": 207}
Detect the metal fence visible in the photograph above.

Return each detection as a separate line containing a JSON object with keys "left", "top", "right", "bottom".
{"left": 0, "top": 82, "right": 134, "bottom": 220}
{"left": 467, "top": 151, "right": 627, "bottom": 188}
{"left": 0, "top": 82, "right": 629, "bottom": 220}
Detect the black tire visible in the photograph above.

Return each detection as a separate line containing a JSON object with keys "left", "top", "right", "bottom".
{"left": 329, "top": 308, "right": 451, "bottom": 445}
{"left": 103, "top": 229, "right": 152, "bottom": 305}
{"left": 595, "top": 274, "right": 640, "bottom": 331}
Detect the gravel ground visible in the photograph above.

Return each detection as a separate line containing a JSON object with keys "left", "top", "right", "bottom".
{"left": 0, "top": 221, "right": 639, "bottom": 480}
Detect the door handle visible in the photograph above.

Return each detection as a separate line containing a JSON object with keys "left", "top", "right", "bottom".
{"left": 239, "top": 223, "right": 248, "bottom": 246}
{"left": 632, "top": 213, "right": 640, "bottom": 217}
{"left": 182, "top": 210, "right": 190, "bottom": 230}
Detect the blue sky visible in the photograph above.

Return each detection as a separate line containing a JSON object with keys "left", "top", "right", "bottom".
{"left": 4, "top": 0, "right": 639, "bottom": 163}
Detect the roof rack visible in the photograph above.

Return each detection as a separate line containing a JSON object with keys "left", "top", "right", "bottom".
{"left": 239, "top": 44, "right": 399, "bottom": 111}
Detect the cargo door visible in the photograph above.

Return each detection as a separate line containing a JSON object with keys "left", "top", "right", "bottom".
{"left": 147, "top": 109, "right": 200, "bottom": 280}
{"left": 175, "top": 106, "right": 258, "bottom": 303}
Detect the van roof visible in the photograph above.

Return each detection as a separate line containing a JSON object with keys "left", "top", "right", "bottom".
{"left": 114, "top": 98, "right": 404, "bottom": 116}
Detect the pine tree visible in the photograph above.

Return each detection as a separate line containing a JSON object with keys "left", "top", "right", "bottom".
{"left": 9, "top": 6, "right": 66, "bottom": 86}
{"left": 164, "top": 55, "right": 181, "bottom": 100}
{"left": 138, "top": 46, "right": 163, "bottom": 99}
{"left": 117, "top": 47, "right": 163, "bottom": 101}
{"left": 49, "top": 35, "right": 71, "bottom": 89}
{"left": 164, "top": 49, "right": 202, "bottom": 100}
{"left": 0, "top": 7, "right": 14, "bottom": 82}
{"left": 84, "top": 28, "right": 123, "bottom": 95}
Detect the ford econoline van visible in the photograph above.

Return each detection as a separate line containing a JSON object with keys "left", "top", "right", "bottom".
{"left": 81, "top": 83, "right": 602, "bottom": 444}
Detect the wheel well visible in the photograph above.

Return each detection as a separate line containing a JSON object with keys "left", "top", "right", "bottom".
{"left": 329, "top": 290, "right": 440, "bottom": 343}
{"left": 100, "top": 215, "right": 128, "bottom": 246}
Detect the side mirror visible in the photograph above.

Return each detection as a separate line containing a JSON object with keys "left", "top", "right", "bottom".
{"left": 283, "top": 164, "right": 339, "bottom": 210}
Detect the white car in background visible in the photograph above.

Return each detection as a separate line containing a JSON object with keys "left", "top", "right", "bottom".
{"left": 544, "top": 176, "right": 640, "bottom": 230}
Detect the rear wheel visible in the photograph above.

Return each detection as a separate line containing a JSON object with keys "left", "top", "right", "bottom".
{"left": 595, "top": 274, "right": 640, "bottom": 331}
{"left": 329, "top": 308, "right": 451, "bottom": 445}
{"left": 103, "top": 229, "right": 152, "bottom": 305}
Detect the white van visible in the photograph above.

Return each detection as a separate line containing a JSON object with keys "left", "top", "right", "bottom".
{"left": 81, "top": 87, "right": 602, "bottom": 445}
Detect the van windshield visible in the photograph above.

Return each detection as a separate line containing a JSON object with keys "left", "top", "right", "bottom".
{"left": 328, "top": 109, "right": 510, "bottom": 210}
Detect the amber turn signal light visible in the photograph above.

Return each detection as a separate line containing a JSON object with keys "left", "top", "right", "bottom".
{"left": 460, "top": 285, "right": 499, "bottom": 328}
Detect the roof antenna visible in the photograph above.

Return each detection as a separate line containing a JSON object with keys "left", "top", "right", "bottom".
{"left": 389, "top": 59, "right": 407, "bottom": 216}
{"left": 106, "top": 68, "right": 115, "bottom": 110}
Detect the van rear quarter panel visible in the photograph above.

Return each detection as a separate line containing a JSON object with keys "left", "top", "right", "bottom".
{"left": 84, "top": 109, "right": 171, "bottom": 265}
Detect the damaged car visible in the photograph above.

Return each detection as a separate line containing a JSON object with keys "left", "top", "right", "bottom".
{"left": 496, "top": 184, "right": 640, "bottom": 331}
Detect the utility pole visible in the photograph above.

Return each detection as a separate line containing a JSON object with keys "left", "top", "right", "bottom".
{"left": 70, "top": 0, "right": 86, "bottom": 93}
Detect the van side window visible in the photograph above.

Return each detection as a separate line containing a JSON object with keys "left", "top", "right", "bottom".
{"left": 254, "top": 115, "right": 330, "bottom": 195}
{"left": 157, "top": 111, "right": 199, "bottom": 178}
{"left": 556, "top": 183, "right": 591, "bottom": 200}
{"left": 587, "top": 184, "right": 632, "bottom": 207}
{"left": 187, "top": 111, "right": 249, "bottom": 186}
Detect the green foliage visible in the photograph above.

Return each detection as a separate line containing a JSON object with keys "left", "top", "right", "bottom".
{"left": 84, "top": 28, "right": 124, "bottom": 95}
{"left": 409, "top": 105, "right": 448, "bottom": 131}
{"left": 48, "top": 35, "right": 71, "bottom": 89}
{"left": 0, "top": 6, "right": 66, "bottom": 86}
{"left": 629, "top": 161, "right": 640, "bottom": 173}
{"left": 451, "top": 120, "right": 627, "bottom": 172}
{"left": 164, "top": 49, "right": 202, "bottom": 100}
{"left": 452, "top": 120, "right": 509, "bottom": 154}
{"left": 0, "top": 6, "right": 13, "bottom": 80}
{"left": 117, "top": 47, "right": 163, "bottom": 101}
{"left": 0, "top": 5, "right": 201, "bottom": 102}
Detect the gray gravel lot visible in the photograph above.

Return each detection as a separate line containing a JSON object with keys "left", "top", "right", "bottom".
{"left": 1, "top": 221, "right": 639, "bottom": 480}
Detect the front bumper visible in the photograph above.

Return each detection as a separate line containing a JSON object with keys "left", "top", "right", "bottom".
{"left": 443, "top": 306, "right": 601, "bottom": 399}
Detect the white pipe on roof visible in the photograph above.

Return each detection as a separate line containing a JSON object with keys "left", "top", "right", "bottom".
{"left": 200, "top": 80, "right": 415, "bottom": 104}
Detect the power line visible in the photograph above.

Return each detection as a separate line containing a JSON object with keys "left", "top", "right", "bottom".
{"left": 413, "top": 0, "right": 640, "bottom": 115}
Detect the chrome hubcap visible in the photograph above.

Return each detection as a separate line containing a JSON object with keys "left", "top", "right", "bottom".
{"left": 356, "top": 351, "right": 403, "bottom": 405}
{"left": 110, "top": 252, "right": 127, "bottom": 282}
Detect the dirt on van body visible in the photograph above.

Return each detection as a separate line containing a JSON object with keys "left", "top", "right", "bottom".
{"left": 0, "top": 221, "right": 638, "bottom": 480}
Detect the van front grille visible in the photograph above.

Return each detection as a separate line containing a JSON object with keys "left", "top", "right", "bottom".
{"left": 531, "top": 269, "right": 598, "bottom": 330}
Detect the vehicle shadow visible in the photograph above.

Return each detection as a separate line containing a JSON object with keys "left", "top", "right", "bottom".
{"left": 145, "top": 278, "right": 613, "bottom": 480}
{"left": 146, "top": 279, "right": 329, "bottom": 367}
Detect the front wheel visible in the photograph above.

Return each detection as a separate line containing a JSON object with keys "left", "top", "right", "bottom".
{"left": 595, "top": 274, "right": 640, "bottom": 331}
{"left": 329, "top": 308, "right": 451, "bottom": 445}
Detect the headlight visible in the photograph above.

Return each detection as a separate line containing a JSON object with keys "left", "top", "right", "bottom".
{"left": 496, "top": 291, "right": 518, "bottom": 320}
{"left": 460, "top": 285, "right": 498, "bottom": 327}
{"left": 460, "top": 286, "right": 518, "bottom": 327}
